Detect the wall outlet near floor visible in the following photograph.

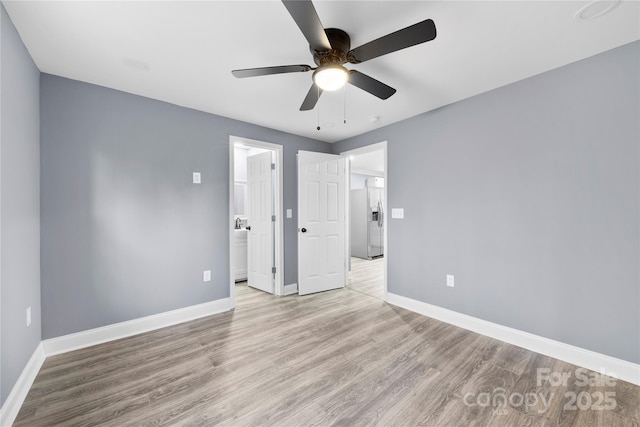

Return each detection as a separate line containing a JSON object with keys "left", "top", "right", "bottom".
{"left": 203, "top": 270, "right": 212, "bottom": 282}
{"left": 446, "top": 274, "right": 455, "bottom": 288}
{"left": 26, "top": 307, "right": 32, "bottom": 327}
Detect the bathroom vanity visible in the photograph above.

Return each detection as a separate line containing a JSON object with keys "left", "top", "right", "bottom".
{"left": 234, "top": 228, "right": 248, "bottom": 281}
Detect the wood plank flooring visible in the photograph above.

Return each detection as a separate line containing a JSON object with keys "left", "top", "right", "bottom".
{"left": 348, "top": 257, "right": 385, "bottom": 300}
{"left": 13, "top": 260, "right": 639, "bottom": 426}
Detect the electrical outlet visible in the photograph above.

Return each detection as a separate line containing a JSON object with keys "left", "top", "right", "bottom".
{"left": 26, "top": 307, "right": 32, "bottom": 327}
{"left": 203, "top": 270, "right": 211, "bottom": 282}
{"left": 193, "top": 172, "right": 201, "bottom": 184}
{"left": 446, "top": 274, "right": 455, "bottom": 288}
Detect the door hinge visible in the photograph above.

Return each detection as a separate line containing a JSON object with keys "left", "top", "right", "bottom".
{"left": 272, "top": 267, "right": 276, "bottom": 274}
{"left": 272, "top": 215, "right": 276, "bottom": 222}
{"left": 271, "top": 163, "right": 276, "bottom": 170}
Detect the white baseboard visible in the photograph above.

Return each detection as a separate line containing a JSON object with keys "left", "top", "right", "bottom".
{"left": 0, "top": 343, "right": 45, "bottom": 427}
{"left": 385, "top": 292, "right": 640, "bottom": 386}
{"left": 42, "top": 298, "right": 232, "bottom": 356}
{"left": 283, "top": 283, "right": 298, "bottom": 296}
{"left": 1, "top": 299, "right": 232, "bottom": 426}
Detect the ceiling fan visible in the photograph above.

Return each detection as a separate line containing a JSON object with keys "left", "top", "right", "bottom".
{"left": 232, "top": 0, "right": 437, "bottom": 111}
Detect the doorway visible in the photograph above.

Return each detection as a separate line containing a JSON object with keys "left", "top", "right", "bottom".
{"left": 229, "top": 136, "right": 284, "bottom": 308}
{"left": 341, "top": 142, "right": 388, "bottom": 300}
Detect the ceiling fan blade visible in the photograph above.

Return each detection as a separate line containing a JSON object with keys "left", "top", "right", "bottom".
{"left": 348, "top": 70, "right": 396, "bottom": 100}
{"left": 232, "top": 65, "right": 312, "bottom": 78}
{"left": 282, "top": 0, "right": 332, "bottom": 51}
{"left": 348, "top": 19, "right": 436, "bottom": 64}
{"left": 300, "top": 83, "right": 323, "bottom": 111}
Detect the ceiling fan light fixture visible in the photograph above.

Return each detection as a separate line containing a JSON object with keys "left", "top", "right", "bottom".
{"left": 313, "top": 65, "right": 349, "bottom": 91}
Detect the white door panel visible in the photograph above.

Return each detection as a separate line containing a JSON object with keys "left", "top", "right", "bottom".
{"left": 247, "top": 151, "right": 273, "bottom": 294}
{"left": 298, "top": 151, "right": 346, "bottom": 295}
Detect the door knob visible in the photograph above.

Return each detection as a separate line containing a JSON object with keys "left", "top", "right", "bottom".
{"left": 246, "top": 226, "right": 251, "bottom": 231}
{"left": 300, "top": 227, "right": 307, "bottom": 233}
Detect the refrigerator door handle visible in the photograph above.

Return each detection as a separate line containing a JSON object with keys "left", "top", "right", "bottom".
{"left": 378, "top": 200, "right": 384, "bottom": 227}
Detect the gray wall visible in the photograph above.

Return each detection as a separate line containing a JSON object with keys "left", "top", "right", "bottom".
{"left": 0, "top": 5, "right": 41, "bottom": 406}
{"left": 332, "top": 41, "right": 640, "bottom": 364}
{"left": 40, "top": 74, "right": 329, "bottom": 339}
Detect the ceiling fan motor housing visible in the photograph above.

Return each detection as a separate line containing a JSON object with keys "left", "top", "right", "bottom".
{"left": 311, "top": 28, "right": 351, "bottom": 67}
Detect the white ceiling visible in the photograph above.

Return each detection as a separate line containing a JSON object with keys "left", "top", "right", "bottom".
{"left": 3, "top": 1, "right": 638, "bottom": 143}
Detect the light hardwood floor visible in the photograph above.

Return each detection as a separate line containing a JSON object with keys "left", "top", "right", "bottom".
{"left": 14, "top": 259, "right": 639, "bottom": 426}
{"left": 348, "top": 256, "right": 385, "bottom": 300}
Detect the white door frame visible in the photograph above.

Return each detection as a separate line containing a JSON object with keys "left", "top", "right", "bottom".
{"left": 340, "top": 141, "right": 388, "bottom": 300}
{"left": 229, "top": 136, "right": 285, "bottom": 308}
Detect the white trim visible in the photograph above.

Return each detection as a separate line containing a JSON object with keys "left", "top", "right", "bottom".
{"left": 283, "top": 283, "right": 298, "bottom": 296}
{"left": 345, "top": 157, "right": 351, "bottom": 281}
{"left": 229, "top": 140, "right": 237, "bottom": 309}
{"left": 385, "top": 292, "right": 640, "bottom": 386}
{"left": 0, "top": 343, "right": 45, "bottom": 427}
{"left": 1, "top": 299, "right": 231, "bottom": 425}
{"left": 274, "top": 145, "right": 284, "bottom": 296}
{"left": 351, "top": 167, "right": 384, "bottom": 177}
{"left": 42, "top": 298, "right": 231, "bottom": 356}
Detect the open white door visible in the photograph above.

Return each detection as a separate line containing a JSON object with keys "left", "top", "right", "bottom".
{"left": 298, "top": 151, "right": 346, "bottom": 295}
{"left": 247, "top": 151, "right": 274, "bottom": 294}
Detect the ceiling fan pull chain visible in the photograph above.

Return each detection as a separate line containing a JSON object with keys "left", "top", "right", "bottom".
{"left": 343, "top": 85, "right": 347, "bottom": 125}
{"left": 316, "top": 85, "right": 321, "bottom": 131}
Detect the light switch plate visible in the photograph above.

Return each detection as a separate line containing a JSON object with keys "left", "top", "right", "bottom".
{"left": 446, "top": 274, "right": 455, "bottom": 287}
{"left": 203, "top": 270, "right": 211, "bottom": 282}
{"left": 26, "top": 307, "right": 32, "bottom": 327}
{"left": 391, "top": 208, "right": 404, "bottom": 219}
{"left": 193, "top": 172, "right": 201, "bottom": 184}
{"left": 286, "top": 209, "right": 292, "bottom": 218}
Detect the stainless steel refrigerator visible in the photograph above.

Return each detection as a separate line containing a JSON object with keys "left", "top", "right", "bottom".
{"left": 350, "top": 186, "right": 384, "bottom": 259}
